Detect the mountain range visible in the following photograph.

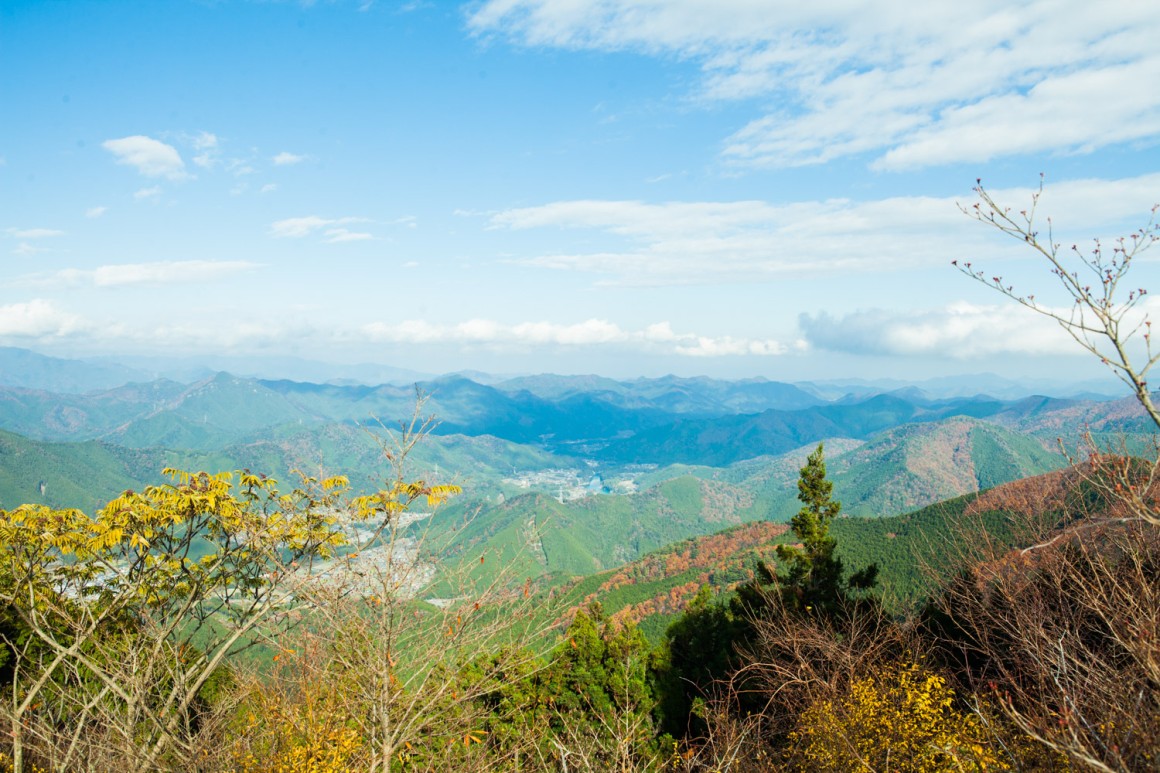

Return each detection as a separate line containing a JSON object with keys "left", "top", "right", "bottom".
{"left": 0, "top": 345, "right": 1152, "bottom": 632}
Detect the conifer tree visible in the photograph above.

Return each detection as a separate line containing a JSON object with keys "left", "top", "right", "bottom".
{"left": 776, "top": 443, "right": 847, "bottom": 616}
{"left": 729, "top": 442, "right": 878, "bottom": 621}
{"left": 656, "top": 443, "right": 880, "bottom": 742}
{"left": 654, "top": 585, "right": 735, "bottom": 738}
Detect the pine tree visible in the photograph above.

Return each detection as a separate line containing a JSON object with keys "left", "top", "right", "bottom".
{"left": 770, "top": 443, "right": 878, "bottom": 618}
{"left": 656, "top": 445, "right": 880, "bottom": 739}
{"left": 776, "top": 443, "right": 844, "bottom": 615}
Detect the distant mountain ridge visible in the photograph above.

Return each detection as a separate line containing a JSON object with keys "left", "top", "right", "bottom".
{"left": 494, "top": 373, "right": 823, "bottom": 414}
{"left": 0, "top": 366, "right": 1146, "bottom": 466}
{"left": 595, "top": 391, "right": 1020, "bottom": 466}
{"left": 0, "top": 347, "right": 151, "bottom": 394}
{"left": 0, "top": 345, "right": 1125, "bottom": 400}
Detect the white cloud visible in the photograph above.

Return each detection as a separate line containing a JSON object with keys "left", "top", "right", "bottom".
{"left": 873, "top": 57, "right": 1160, "bottom": 171}
{"left": 191, "top": 131, "right": 220, "bottom": 168}
{"left": 270, "top": 215, "right": 371, "bottom": 239}
{"left": 491, "top": 196, "right": 949, "bottom": 284}
{"left": 6, "top": 228, "right": 61, "bottom": 256}
{"left": 6, "top": 228, "right": 63, "bottom": 239}
{"left": 271, "top": 216, "right": 331, "bottom": 238}
{"left": 0, "top": 300, "right": 86, "bottom": 338}
{"left": 134, "top": 186, "right": 162, "bottom": 201}
{"left": 0, "top": 310, "right": 785, "bottom": 360}
{"left": 102, "top": 135, "right": 189, "bottom": 180}
{"left": 323, "top": 228, "right": 374, "bottom": 243}
{"left": 85, "top": 206, "right": 108, "bottom": 218}
{"left": 362, "top": 317, "right": 789, "bottom": 356}
{"left": 272, "top": 151, "right": 305, "bottom": 166}
{"left": 29, "top": 260, "right": 260, "bottom": 288}
{"left": 798, "top": 301, "right": 1118, "bottom": 358}
{"left": 470, "top": 1, "right": 1160, "bottom": 169}
{"left": 260, "top": 183, "right": 277, "bottom": 194}
{"left": 12, "top": 243, "right": 44, "bottom": 257}
{"left": 486, "top": 173, "right": 1160, "bottom": 286}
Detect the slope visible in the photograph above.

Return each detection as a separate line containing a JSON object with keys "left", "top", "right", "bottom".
{"left": 430, "top": 474, "right": 762, "bottom": 594}
{"left": 0, "top": 428, "right": 227, "bottom": 511}
{"left": 530, "top": 465, "right": 1090, "bottom": 643}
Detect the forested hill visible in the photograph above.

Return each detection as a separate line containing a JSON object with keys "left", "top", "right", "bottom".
{"left": 527, "top": 464, "right": 1092, "bottom": 642}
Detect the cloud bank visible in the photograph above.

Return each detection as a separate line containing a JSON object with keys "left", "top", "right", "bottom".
{"left": 798, "top": 299, "right": 1160, "bottom": 359}
{"left": 0, "top": 300, "right": 87, "bottom": 338}
{"left": 363, "top": 318, "right": 794, "bottom": 357}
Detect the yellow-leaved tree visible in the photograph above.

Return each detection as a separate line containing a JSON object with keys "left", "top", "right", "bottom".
{"left": 221, "top": 410, "right": 552, "bottom": 773}
{"left": 0, "top": 456, "right": 458, "bottom": 772}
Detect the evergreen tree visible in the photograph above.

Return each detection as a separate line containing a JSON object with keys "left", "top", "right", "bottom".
{"left": 747, "top": 443, "right": 877, "bottom": 621}
{"left": 653, "top": 585, "right": 736, "bottom": 738}
{"left": 775, "top": 443, "right": 847, "bottom": 616}
{"left": 543, "top": 602, "right": 664, "bottom": 767}
{"left": 655, "top": 444, "right": 880, "bottom": 741}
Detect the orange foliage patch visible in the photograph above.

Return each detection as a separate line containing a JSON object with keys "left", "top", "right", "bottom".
{"left": 597, "top": 521, "right": 788, "bottom": 594}
{"left": 553, "top": 521, "right": 790, "bottom": 630}
{"left": 963, "top": 468, "right": 1071, "bottom": 518}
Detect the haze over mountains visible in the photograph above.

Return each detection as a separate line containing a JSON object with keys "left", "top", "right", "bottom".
{"left": 0, "top": 346, "right": 1122, "bottom": 400}
{"left": 0, "top": 346, "right": 1149, "bottom": 564}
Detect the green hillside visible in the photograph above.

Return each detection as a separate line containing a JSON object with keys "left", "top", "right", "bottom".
{"left": 223, "top": 423, "right": 566, "bottom": 496}
{"left": 0, "top": 424, "right": 567, "bottom": 511}
{"left": 1, "top": 409, "right": 1068, "bottom": 584}
{"left": 518, "top": 469, "right": 1068, "bottom": 645}
{"left": 0, "top": 380, "right": 189, "bottom": 442}
{"left": 623, "top": 417, "right": 1065, "bottom": 525}
{"left": 0, "top": 428, "right": 226, "bottom": 511}
{"left": 108, "top": 373, "right": 321, "bottom": 449}
{"left": 729, "top": 418, "right": 1064, "bottom": 519}
{"left": 430, "top": 473, "right": 763, "bottom": 594}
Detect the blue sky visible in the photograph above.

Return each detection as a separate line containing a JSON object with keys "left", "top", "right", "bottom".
{"left": 2, "top": 0, "right": 1158, "bottom": 382}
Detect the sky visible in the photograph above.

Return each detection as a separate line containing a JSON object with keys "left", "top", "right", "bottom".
{"left": 2, "top": 0, "right": 1159, "bottom": 384}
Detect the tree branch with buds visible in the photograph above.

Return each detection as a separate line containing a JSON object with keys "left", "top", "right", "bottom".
{"left": 954, "top": 175, "right": 1160, "bottom": 430}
